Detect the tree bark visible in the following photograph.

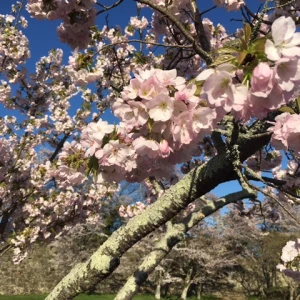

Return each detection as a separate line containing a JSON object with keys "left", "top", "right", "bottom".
{"left": 181, "top": 282, "right": 191, "bottom": 300}
{"left": 46, "top": 123, "right": 271, "bottom": 300}
{"left": 155, "top": 277, "right": 162, "bottom": 300}
{"left": 290, "top": 285, "right": 295, "bottom": 300}
{"left": 114, "top": 190, "right": 253, "bottom": 300}
{"left": 180, "top": 268, "right": 193, "bottom": 300}
{"left": 197, "top": 283, "right": 203, "bottom": 300}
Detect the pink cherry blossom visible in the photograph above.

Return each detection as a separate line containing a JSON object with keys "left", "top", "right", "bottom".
{"left": 132, "top": 136, "right": 160, "bottom": 158}
{"left": 202, "top": 69, "right": 248, "bottom": 113}
{"left": 147, "top": 94, "right": 174, "bottom": 122}
{"left": 274, "top": 57, "right": 300, "bottom": 92}
{"left": 251, "top": 63, "right": 275, "bottom": 97}
{"left": 213, "top": 0, "right": 245, "bottom": 11}
{"left": 82, "top": 119, "right": 115, "bottom": 145}
{"left": 159, "top": 139, "right": 172, "bottom": 157}
{"left": 265, "top": 16, "right": 300, "bottom": 61}
{"left": 268, "top": 113, "right": 300, "bottom": 155}
{"left": 191, "top": 107, "right": 217, "bottom": 135}
{"left": 172, "top": 111, "right": 194, "bottom": 144}
{"left": 154, "top": 69, "right": 185, "bottom": 89}
{"left": 281, "top": 240, "right": 300, "bottom": 263}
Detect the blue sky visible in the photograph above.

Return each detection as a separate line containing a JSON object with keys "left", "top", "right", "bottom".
{"left": 0, "top": 0, "right": 261, "bottom": 125}
{"left": 0, "top": 0, "right": 261, "bottom": 67}
{"left": 0, "top": 0, "right": 267, "bottom": 198}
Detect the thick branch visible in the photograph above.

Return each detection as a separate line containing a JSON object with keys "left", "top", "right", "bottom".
{"left": 211, "top": 131, "right": 226, "bottom": 155}
{"left": 190, "top": 0, "right": 211, "bottom": 52}
{"left": 46, "top": 123, "right": 270, "bottom": 300}
{"left": 115, "top": 190, "right": 254, "bottom": 300}
{"left": 0, "top": 203, "right": 18, "bottom": 238}
{"left": 49, "top": 133, "right": 70, "bottom": 162}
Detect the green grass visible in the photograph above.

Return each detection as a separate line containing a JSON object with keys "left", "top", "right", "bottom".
{"left": 0, "top": 296, "right": 262, "bottom": 300}
{"left": 0, "top": 294, "right": 219, "bottom": 300}
{"left": 0, "top": 296, "right": 47, "bottom": 300}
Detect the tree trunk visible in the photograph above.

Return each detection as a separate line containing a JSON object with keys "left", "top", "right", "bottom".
{"left": 155, "top": 269, "right": 162, "bottom": 300}
{"left": 162, "top": 283, "right": 170, "bottom": 298}
{"left": 290, "top": 285, "right": 295, "bottom": 300}
{"left": 155, "top": 281, "right": 161, "bottom": 300}
{"left": 259, "top": 286, "right": 266, "bottom": 299}
{"left": 272, "top": 268, "right": 277, "bottom": 287}
{"left": 181, "top": 283, "right": 191, "bottom": 300}
{"left": 197, "top": 283, "right": 203, "bottom": 300}
{"left": 180, "top": 268, "right": 193, "bottom": 300}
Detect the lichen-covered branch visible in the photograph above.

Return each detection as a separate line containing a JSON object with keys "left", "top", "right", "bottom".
{"left": 46, "top": 122, "right": 270, "bottom": 300}
{"left": 114, "top": 190, "right": 255, "bottom": 300}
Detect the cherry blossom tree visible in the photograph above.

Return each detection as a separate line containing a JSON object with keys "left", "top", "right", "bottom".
{"left": 1, "top": 0, "right": 300, "bottom": 299}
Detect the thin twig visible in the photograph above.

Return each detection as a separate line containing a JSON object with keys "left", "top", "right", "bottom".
{"left": 250, "top": 182, "right": 300, "bottom": 225}
{"left": 96, "top": 0, "right": 124, "bottom": 15}
{"left": 243, "top": 5, "right": 272, "bottom": 25}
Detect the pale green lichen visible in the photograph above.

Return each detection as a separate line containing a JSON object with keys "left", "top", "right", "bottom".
{"left": 46, "top": 123, "right": 268, "bottom": 300}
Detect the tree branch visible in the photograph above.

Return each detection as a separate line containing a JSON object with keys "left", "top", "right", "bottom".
{"left": 114, "top": 190, "right": 254, "bottom": 300}
{"left": 49, "top": 133, "right": 70, "bottom": 162}
{"left": 45, "top": 121, "right": 271, "bottom": 300}
{"left": 136, "top": 0, "right": 212, "bottom": 65}
{"left": 96, "top": 0, "right": 124, "bottom": 15}
{"left": 190, "top": 0, "right": 211, "bottom": 52}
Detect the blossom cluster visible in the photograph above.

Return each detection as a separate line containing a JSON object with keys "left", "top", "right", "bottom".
{"left": 278, "top": 239, "right": 300, "bottom": 282}
{"left": 0, "top": 12, "right": 118, "bottom": 263}
{"left": 26, "top": 0, "right": 97, "bottom": 48}
{"left": 213, "top": 0, "right": 245, "bottom": 11}
{"left": 272, "top": 160, "right": 300, "bottom": 203}
{"left": 0, "top": 14, "right": 30, "bottom": 84}
{"left": 246, "top": 150, "right": 282, "bottom": 174}
{"left": 80, "top": 68, "right": 216, "bottom": 182}
{"left": 198, "top": 16, "right": 300, "bottom": 121}
{"left": 268, "top": 113, "right": 300, "bottom": 156}
{"left": 119, "top": 201, "right": 147, "bottom": 218}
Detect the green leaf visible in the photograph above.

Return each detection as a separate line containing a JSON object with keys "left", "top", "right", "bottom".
{"left": 240, "top": 38, "right": 248, "bottom": 51}
{"left": 223, "top": 39, "right": 241, "bottom": 50}
{"left": 237, "top": 51, "right": 248, "bottom": 66}
{"left": 210, "top": 54, "right": 236, "bottom": 67}
{"left": 296, "top": 96, "right": 300, "bottom": 114}
{"left": 244, "top": 23, "right": 251, "bottom": 44}
{"left": 278, "top": 106, "right": 295, "bottom": 114}
{"left": 250, "top": 37, "right": 266, "bottom": 53}
{"left": 194, "top": 82, "right": 202, "bottom": 97}
{"left": 217, "top": 47, "right": 238, "bottom": 55}
{"left": 86, "top": 155, "right": 99, "bottom": 177}
{"left": 147, "top": 118, "right": 154, "bottom": 132}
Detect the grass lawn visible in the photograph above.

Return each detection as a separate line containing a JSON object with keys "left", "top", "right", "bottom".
{"left": 0, "top": 294, "right": 219, "bottom": 300}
